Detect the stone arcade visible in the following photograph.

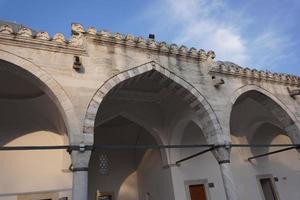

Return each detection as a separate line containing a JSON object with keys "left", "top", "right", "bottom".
{"left": 0, "top": 22, "right": 300, "bottom": 200}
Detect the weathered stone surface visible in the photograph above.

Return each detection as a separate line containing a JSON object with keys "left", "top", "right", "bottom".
{"left": 0, "top": 22, "right": 300, "bottom": 200}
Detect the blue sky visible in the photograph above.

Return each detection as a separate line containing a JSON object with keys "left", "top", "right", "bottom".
{"left": 1, "top": 0, "right": 299, "bottom": 75}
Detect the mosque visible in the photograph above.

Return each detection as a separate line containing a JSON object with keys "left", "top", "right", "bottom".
{"left": 0, "top": 21, "right": 300, "bottom": 200}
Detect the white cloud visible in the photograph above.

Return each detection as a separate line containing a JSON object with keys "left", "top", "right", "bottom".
{"left": 145, "top": 0, "right": 249, "bottom": 64}
{"left": 141, "top": 0, "right": 294, "bottom": 72}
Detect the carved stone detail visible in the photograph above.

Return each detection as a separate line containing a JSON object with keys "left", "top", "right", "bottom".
{"left": 0, "top": 24, "right": 13, "bottom": 34}
{"left": 36, "top": 31, "right": 50, "bottom": 40}
{"left": 147, "top": 39, "right": 157, "bottom": 49}
{"left": 179, "top": 45, "right": 188, "bottom": 55}
{"left": 125, "top": 34, "right": 135, "bottom": 45}
{"left": 189, "top": 47, "right": 198, "bottom": 57}
{"left": 72, "top": 23, "right": 85, "bottom": 35}
{"left": 53, "top": 33, "right": 66, "bottom": 43}
{"left": 198, "top": 49, "right": 207, "bottom": 60}
{"left": 169, "top": 44, "right": 178, "bottom": 54}
{"left": 18, "top": 28, "right": 32, "bottom": 37}
{"left": 207, "top": 50, "right": 216, "bottom": 59}
{"left": 98, "top": 30, "right": 111, "bottom": 38}
{"left": 136, "top": 36, "right": 146, "bottom": 47}
{"left": 159, "top": 42, "right": 169, "bottom": 51}
{"left": 70, "top": 34, "right": 83, "bottom": 46}
{"left": 211, "top": 61, "right": 300, "bottom": 86}
{"left": 87, "top": 27, "right": 97, "bottom": 35}
{"left": 113, "top": 33, "right": 123, "bottom": 40}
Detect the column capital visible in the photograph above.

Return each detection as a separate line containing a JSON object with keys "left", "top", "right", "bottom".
{"left": 213, "top": 143, "right": 231, "bottom": 164}
{"left": 71, "top": 151, "right": 91, "bottom": 171}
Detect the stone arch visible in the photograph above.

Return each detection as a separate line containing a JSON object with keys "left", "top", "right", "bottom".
{"left": 228, "top": 84, "right": 300, "bottom": 144}
{"left": 0, "top": 49, "right": 79, "bottom": 143}
{"left": 84, "top": 61, "right": 225, "bottom": 144}
{"left": 96, "top": 111, "right": 169, "bottom": 165}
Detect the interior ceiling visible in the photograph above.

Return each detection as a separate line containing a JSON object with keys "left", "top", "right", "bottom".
{"left": 105, "top": 70, "right": 175, "bottom": 102}
{"left": 0, "top": 61, "right": 43, "bottom": 99}
{"left": 231, "top": 95, "right": 281, "bottom": 136}
{"left": 95, "top": 116, "right": 156, "bottom": 146}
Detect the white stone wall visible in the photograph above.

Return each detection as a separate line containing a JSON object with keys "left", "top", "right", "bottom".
{"left": 0, "top": 24, "right": 300, "bottom": 200}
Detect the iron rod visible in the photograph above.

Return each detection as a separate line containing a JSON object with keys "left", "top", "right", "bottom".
{"left": 0, "top": 145, "right": 70, "bottom": 151}
{"left": 248, "top": 146, "right": 300, "bottom": 161}
{"left": 92, "top": 144, "right": 214, "bottom": 150}
{"left": 0, "top": 144, "right": 299, "bottom": 151}
{"left": 176, "top": 146, "right": 216, "bottom": 164}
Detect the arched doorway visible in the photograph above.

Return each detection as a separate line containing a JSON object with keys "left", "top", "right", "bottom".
{"left": 0, "top": 59, "right": 72, "bottom": 199}
{"left": 85, "top": 62, "right": 230, "bottom": 200}
{"left": 230, "top": 87, "right": 300, "bottom": 200}
{"left": 170, "top": 121, "right": 227, "bottom": 200}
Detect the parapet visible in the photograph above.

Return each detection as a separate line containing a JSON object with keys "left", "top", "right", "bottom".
{"left": 0, "top": 21, "right": 299, "bottom": 86}
{"left": 211, "top": 61, "right": 300, "bottom": 86}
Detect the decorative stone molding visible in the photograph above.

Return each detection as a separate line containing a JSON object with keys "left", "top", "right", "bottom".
{"left": 178, "top": 45, "right": 188, "bottom": 55}
{"left": 199, "top": 49, "right": 207, "bottom": 60}
{"left": 0, "top": 23, "right": 86, "bottom": 53}
{"left": 211, "top": 61, "right": 300, "bottom": 86}
{"left": 53, "top": 33, "right": 66, "bottom": 43}
{"left": 189, "top": 47, "right": 198, "bottom": 57}
{"left": 136, "top": 36, "right": 146, "bottom": 47}
{"left": 125, "top": 34, "right": 135, "bottom": 44}
{"left": 17, "top": 27, "right": 32, "bottom": 37}
{"left": 36, "top": 31, "right": 50, "bottom": 40}
{"left": 159, "top": 42, "right": 169, "bottom": 51}
{"left": 169, "top": 44, "right": 178, "bottom": 54}
{"left": 70, "top": 33, "right": 83, "bottom": 46}
{"left": 0, "top": 22, "right": 247, "bottom": 61}
{"left": 147, "top": 39, "right": 157, "bottom": 49}
{"left": 98, "top": 30, "right": 111, "bottom": 38}
{"left": 113, "top": 32, "right": 123, "bottom": 40}
{"left": 87, "top": 27, "right": 97, "bottom": 35}
{"left": 207, "top": 50, "right": 216, "bottom": 59}
{"left": 84, "top": 27, "right": 215, "bottom": 60}
{"left": 0, "top": 24, "right": 13, "bottom": 34}
{"left": 71, "top": 23, "right": 85, "bottom": 35}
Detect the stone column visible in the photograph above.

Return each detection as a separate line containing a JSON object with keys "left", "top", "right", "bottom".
{"left": 213, "top": 145, "right": 239, "bottom": 200}
{"left": 71, "top": 149, "right": 91, "bottom": 200}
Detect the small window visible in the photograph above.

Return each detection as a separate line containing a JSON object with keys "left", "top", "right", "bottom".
{"left": 258, "top": 175, "right": 279, "bottom": 200}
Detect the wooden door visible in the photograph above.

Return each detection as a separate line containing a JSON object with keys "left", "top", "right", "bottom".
{"left": 189, "top": 184, "right": 207, "bottom": 200}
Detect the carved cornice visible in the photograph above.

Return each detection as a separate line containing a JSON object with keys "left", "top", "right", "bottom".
{"left": 210, "top": 61, "right": 300, "bottom": 86}
{"left": 0, "top": 24, "right": 86, "bottom": 55}
{"left": 87, "top": 31, "right": 209, "bottom": 60}
{"left": 0, "top": 22, "right": 213, "bottom": 59}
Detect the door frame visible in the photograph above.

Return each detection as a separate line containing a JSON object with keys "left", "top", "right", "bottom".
{"left": 256, "top": 174, "right": 280, "bottom": 200}
{"left": 185, "top": 179, "right": 211, "bottom": 200}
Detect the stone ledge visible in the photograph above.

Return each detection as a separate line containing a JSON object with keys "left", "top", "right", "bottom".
{"left": 0, "top": 33, "right": 86, "bottom": 55}
{"left": 87, "top": 33, "right": 210, "bottom": 60}
{"left": 210, "top": 61, "right": 300, "bottom": 86}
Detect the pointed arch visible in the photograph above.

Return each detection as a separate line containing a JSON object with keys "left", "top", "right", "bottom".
{"left": 83, "top": 61, "right": 225, "bottom": 144}
{"left": 0, "top": 49, "right": 79, "bottom": 143}
{"left": 228, "top": 84, "right": 300, "bottom": 144}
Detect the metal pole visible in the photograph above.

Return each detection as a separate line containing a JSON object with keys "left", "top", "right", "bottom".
{"left": 0, "top": 145, "right": 70, "bottom": 151}
{"left": 248, "top": 146, "right": 299, "bottom": 161}
{"left": 176, "top": 146, "right": 216, "bottom": 165}
{"left": 0, "top": 144, "right": 215, "bottom": 151}
{"left": 0, "top": 144, "right": 299, "bottom": 151}
{"left": 92, "top": 144, "right": 214, "bottom": 150}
